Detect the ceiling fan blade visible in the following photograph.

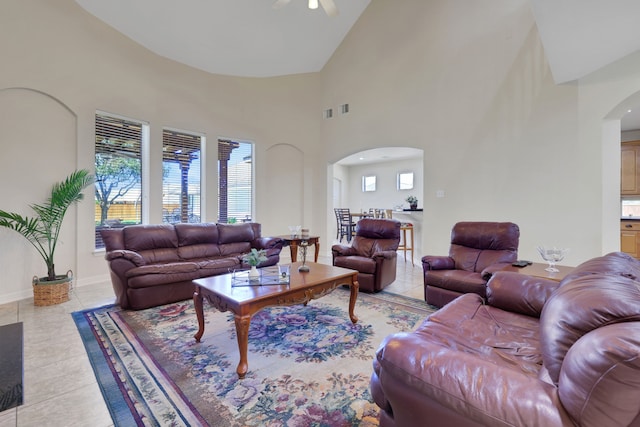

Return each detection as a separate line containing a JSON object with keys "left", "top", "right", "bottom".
{"left": 319, "top": 0, "right": 338, "bottom": 16}
{"left": 272, "top": 0, "right": 291, "bottom": 10}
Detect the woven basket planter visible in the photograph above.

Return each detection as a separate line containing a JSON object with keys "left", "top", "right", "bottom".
{"left": 32, "top": 271, "right": 72, "bottom": 306}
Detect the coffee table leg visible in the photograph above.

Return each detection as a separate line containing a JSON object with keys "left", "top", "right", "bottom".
{"left": 193, "top": 286, "right": 205, "bottom": 342}
{"left": 349, "top": 279, "right": 359, "bottom": 324}
{"left": 234, "top": 314, "right": 251, "bottom": 379}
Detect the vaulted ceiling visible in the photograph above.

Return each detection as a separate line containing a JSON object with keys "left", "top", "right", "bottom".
{"left": 75, "top": 0, "right": 640, "bottom": 128}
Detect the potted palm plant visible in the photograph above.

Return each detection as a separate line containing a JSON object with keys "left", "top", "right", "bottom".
{"left": 0, "top": 169, "right": 93, "bottom": 305}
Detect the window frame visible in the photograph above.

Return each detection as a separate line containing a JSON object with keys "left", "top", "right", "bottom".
{"left": 94, "top": 111, "right": 149, "bottom": 249}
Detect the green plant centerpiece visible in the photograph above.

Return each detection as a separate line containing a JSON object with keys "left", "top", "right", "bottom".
{"left": 243, "top": 248, "right": 268, "bottom": 278}
{"left": 0, "top": 169, "right": 93, "bottom": 303}
{"left": 406, "top": 195, "right": 418, "bottom": 209}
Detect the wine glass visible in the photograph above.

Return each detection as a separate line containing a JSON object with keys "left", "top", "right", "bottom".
{"left": 536, "top": 246, "right": 569, "bottom": 272}
{"left": 288, "top": 225, "right": 301, "bottom": 237}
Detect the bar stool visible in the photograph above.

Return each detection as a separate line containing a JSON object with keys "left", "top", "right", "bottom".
{"left": 397, "top": 222, "right": 414, "bottom": 265}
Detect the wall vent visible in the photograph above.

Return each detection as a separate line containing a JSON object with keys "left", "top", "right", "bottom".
{"left": 324, "top": 108, "right": 333, "bottom": 119}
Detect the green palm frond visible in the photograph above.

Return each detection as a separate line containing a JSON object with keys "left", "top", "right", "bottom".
{"left": 0, "top": 169, "right": 93, "bottom": 281}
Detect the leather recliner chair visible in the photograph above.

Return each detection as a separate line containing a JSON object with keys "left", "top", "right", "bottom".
{"left": 371, "top": 252, "right": 640, "bottom": 426}
{"left": 332, "top": 218, "right": 401, "bottom": 293}
{"left": 422, "top": 221, "right": 520, "bottom": 307}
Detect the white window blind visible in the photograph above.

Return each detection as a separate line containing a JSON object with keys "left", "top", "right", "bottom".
{"left": 162, "top": 129, "right": 202, "bottom": 224}
{"left": 94, "top": 113, "right": 144, "bottom": 248}
{"left": 218, "top": 140, "right": 253, "bottom": 223}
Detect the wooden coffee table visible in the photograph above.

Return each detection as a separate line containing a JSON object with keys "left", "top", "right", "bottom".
{"left": 192, "top": 262, "right": 359, "bottom": 379}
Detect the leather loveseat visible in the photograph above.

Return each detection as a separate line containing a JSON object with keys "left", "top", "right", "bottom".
{"left": 371, "top": 252, "right": 640, "bottom": 426}
{"left": 101, "top": 222, "right": 283, "bottom": 310}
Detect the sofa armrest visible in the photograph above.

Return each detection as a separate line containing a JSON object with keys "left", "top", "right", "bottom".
{"left": 375, "top": 333, "right": 573, "bottom": 426}
{"left": 105, "top": 249, "right": 146, "bottom": 266}
{"left": 486, "top": 271, "right": 560, "bottom": 317}
{"left": 480, "top": 261, "right": 512, "bottom": 280}
{"left": 252, "top": 236, "right": 284, "bottom": 251}
{"left": 332, "top": 244, "right": 357, "bottom": 257}
{"left": 373, "top": 250, "right": 398, "bottom": 260}
{"left": 421, "top": 255, "right": 454, "bottom": 270}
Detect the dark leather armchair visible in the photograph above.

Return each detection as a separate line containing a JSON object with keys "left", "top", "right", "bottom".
{"left": 332, "top": 218, "right": 401, "bottom": 293}
{"left": 371, "top": 252, "right": 640, "bottom": 427}
{"left": 422, "top": 221, "right": 519, "bottom": 307}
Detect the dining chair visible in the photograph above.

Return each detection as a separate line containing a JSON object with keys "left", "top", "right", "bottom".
{"left": 334, "top": 208, "right": 356, "bottom": 242}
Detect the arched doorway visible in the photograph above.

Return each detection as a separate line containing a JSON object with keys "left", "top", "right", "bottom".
{"left": 329, "top": 147, "right": 424, "bottom": 258}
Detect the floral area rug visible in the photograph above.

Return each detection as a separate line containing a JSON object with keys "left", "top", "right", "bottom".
{"left": 72, "top": 288, "right": 435, "bottom": 426}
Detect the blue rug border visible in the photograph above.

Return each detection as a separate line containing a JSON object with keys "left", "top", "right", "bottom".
{"left": 71, "top": 304, "right": 138, "bottom": 427}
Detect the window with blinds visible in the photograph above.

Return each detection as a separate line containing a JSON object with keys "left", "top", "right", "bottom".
{"left": 162, "top": 129, "right": 202, "bottom": 224}
{"left": 95, "top": 113, "right": 144, "bottom": 249}
{"left": 218, "top": 140, "right": 253, "bottom": 223}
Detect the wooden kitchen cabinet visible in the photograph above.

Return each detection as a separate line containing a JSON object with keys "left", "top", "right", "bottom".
{"left": 621, "top": 220, "right": 640, "bottom": 258}
{"left": 621, "top": 142, "right": 640, "bottom": 195}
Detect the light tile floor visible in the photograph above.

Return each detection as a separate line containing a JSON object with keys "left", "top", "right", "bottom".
{"left": 0, "top": 245, "right": 424, "bottom": 426}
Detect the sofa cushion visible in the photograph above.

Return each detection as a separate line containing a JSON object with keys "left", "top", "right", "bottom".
{"left": 100, "top": 228, "right": 125, "bottom": 251}
{"left": 125, "top": 262, "right": 199, "bottom": 277}
{"left": 449, "top": 222, "right": 519, "bottom": 272}
{"left": 558, "top": 322, "right": 640, "bottom": 426}
{"left": 178, "top": 244, "right": 221, "bottom": 260}
{"left": 218, "top": 223, "right": 255, "bottom": 244}
{"left": 540, "top": 272, "right": 640, "bottom": 385}
{"left": 420, "top": 293, "right": 543, "bottom": 374}
{"left": 561, "top": 251, "right": 640, "bottom": 283}
{"left": 486, "top": 272, "right": 560, "bottom": 318}
{"left": 125, "top": 262, "right": 201, "bottom": 289}
{"left": 220, "top": 242, "right": 252, "bottom": 257}
{"left": 175, "top": 223, "right": 219, "bottom": 246}
{"left": 123, "top": 224, "right": 178, "bottom": 251}
{"left": 425, "top": 270, "right": 486, "bottom": 296}
{"left": 334, "top": 256, "right": 377, "bottom": 274}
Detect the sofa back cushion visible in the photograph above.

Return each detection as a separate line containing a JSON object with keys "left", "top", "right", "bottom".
{"left": 560, "top": 251, "right": 640, "bottom": 283}
{"left": 352, "top": 219, "right": 401, "bottom": 257}
{"left": 100, "top": 228, "right": 125, "bottom": 251}
{"left": 218, "top": 223, "right": 255, "bottom": 256}
{"left": 122, "top": 224, "right": 179, "bottom": 263}
{"left": 540, "top": 272, "right": 640, "bottom": 385}
{"left": 449, "top": 222, "right": 519, "bottom": 272}
{"left": 175, "top": 223, "right": 221, "bottom": 260}
{"left": 218, "top": 223, "right": 255, "bottom": 243}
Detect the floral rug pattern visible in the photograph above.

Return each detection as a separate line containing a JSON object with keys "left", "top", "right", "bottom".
{"left": 74, "top": 288, "right": 435, "bottom": 426}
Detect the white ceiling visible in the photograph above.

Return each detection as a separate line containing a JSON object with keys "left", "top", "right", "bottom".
{"left": 336, "top": 147, "right": 424, "bottom": 166}
{"left": 75, "top": 0, "right": 640, "bottom": 129}
{"left": 75, "top": 0, "right": 370, "bottom": 78}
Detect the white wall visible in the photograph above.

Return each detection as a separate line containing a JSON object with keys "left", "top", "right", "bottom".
{"left": 0, "top": 0, "right": 321, "bottom": 303}
{"left": 2, "top": 0, "right": 640, "bottom": 303}
{"left": 320, "top": 0, "right": 605, "bottom": 263}
{"left": 343, "top": 157, "right": 423, "bottom": 213}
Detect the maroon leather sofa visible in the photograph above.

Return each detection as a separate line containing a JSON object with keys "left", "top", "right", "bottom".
{"left": 371, "top": 252, "right": 640, "bottom": 426}
{"left": 332, "top": 218, "right": 401, "bottom": 293}
{"left": 101, "top": 222, "right": 283, "bottom": 310}
{"left": 422, "top": 221, "right": 520, "bottom": 307}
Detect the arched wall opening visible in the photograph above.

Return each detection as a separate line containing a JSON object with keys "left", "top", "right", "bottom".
{"left": 327, "top": 147, "right": 424, "bottom": 262}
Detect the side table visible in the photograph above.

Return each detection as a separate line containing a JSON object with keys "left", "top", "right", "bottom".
{"left": 501, "top": 262, "right": 573, "bottom": 281}
{"left": 276, "top": 235, "right": 320, "bottom": 263}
